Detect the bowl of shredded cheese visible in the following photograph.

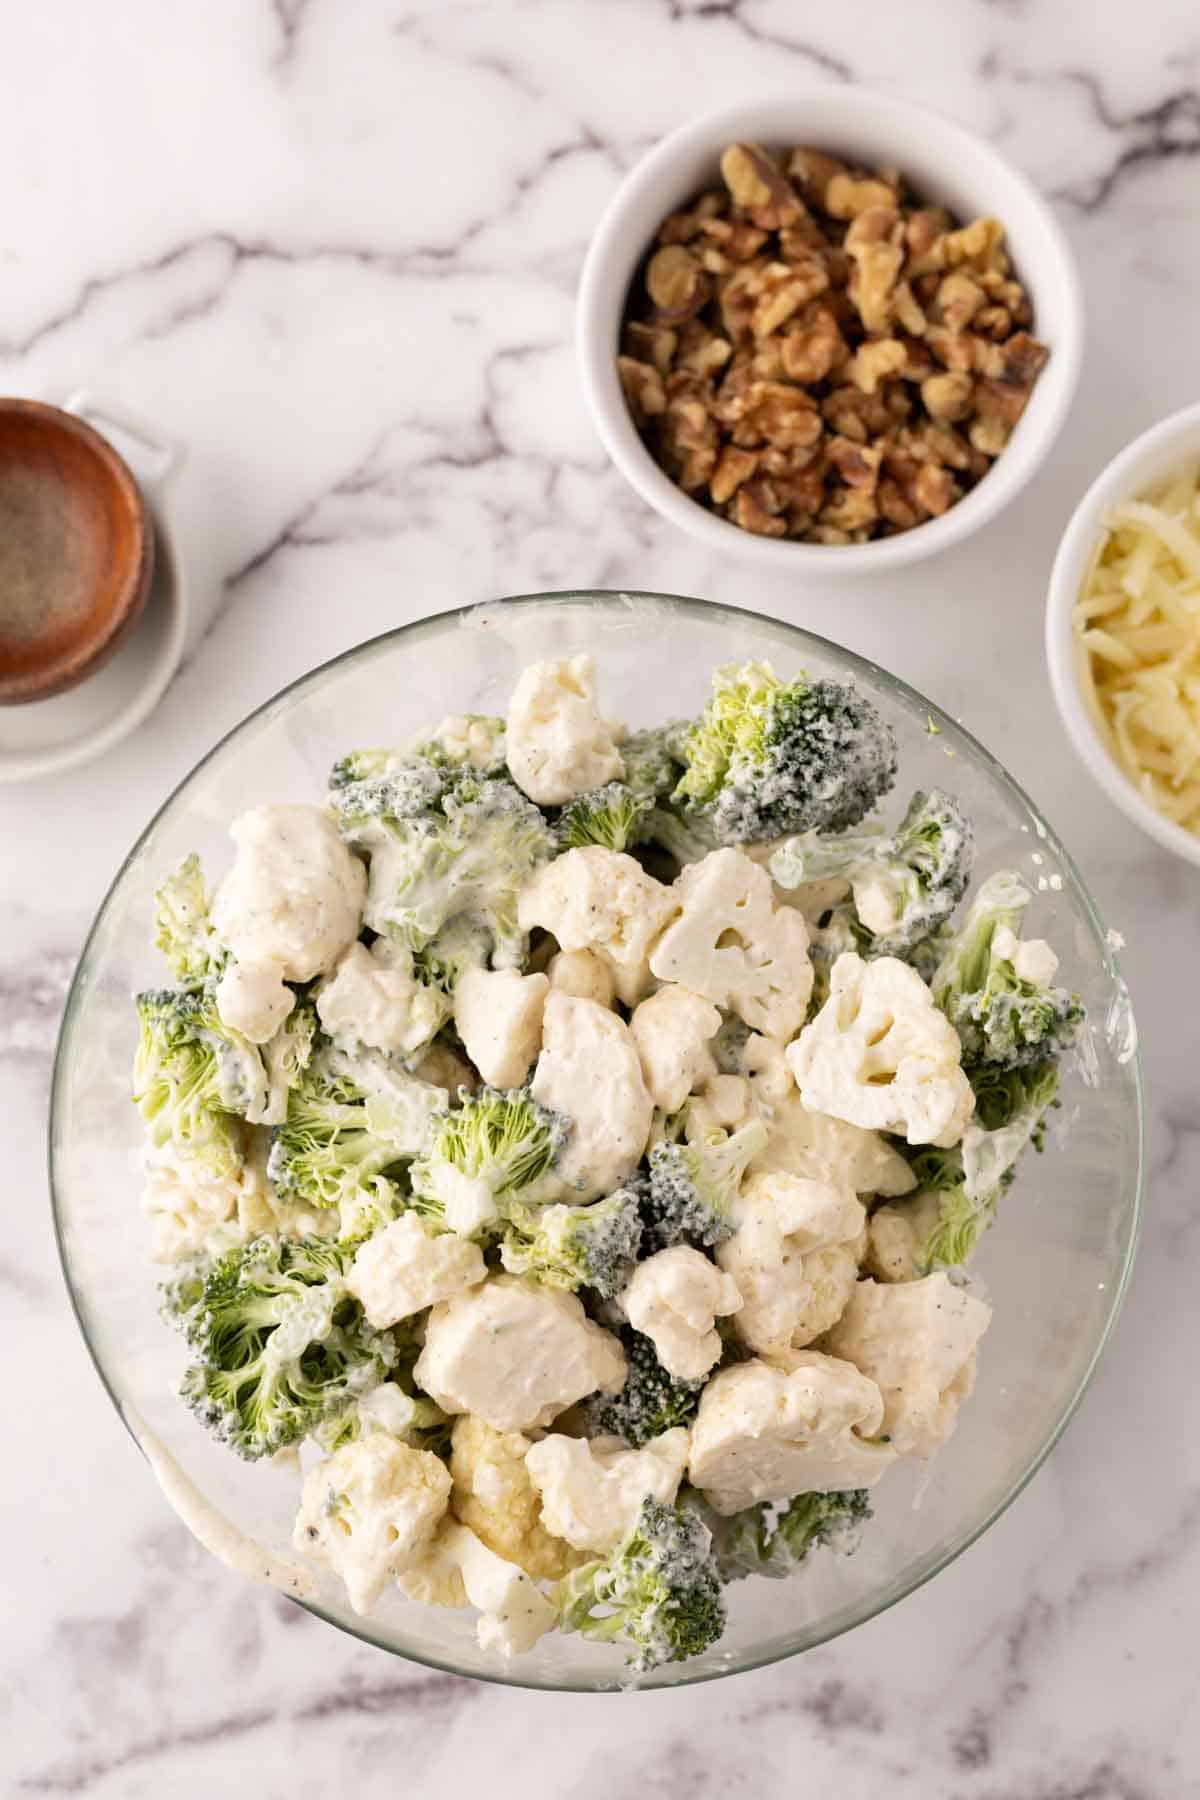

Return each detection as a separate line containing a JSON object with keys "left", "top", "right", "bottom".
{"left": 1047, "top": 401, "right": 1200, "bottom": 866}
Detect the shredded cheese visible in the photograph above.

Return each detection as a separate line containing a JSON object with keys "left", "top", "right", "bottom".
{"left": 1073, "top": 462, "right": 1200, "bottom": 833}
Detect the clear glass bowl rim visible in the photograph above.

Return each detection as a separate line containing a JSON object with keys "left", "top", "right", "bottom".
{"left": 48, "top": 588, "right": 1144, "bottom": 1693}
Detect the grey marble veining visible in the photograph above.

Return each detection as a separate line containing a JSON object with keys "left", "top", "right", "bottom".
{"left": 2, "top": 2, "right": 1199, "bottom": 1794}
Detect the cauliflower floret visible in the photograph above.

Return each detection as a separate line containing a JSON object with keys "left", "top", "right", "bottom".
{"left": 141, "top": 1143, "right": 244, "bottom": 1264}
{"left": 414, "top": 1274, "right": 627, "bottom": 1433}
{"left": 212, "top": 804, "right": 366, "bottom": 983}
{"left": 738, "top": 1031, "right": 793, "bottom": 1106}
{"left": 787, "top": 953, "right": 975, "bottom": 1149}
{"left": 214, "top": 959, "right": 295, "bottom": 1045}
{"left": 453, "top": 966, "right": 548, "bottom": 1089}
{"left": 397, "top": 1517, "right": 557, "bottom": 1656}
{"left": 688, "top": 1353, "right": 896, "bottom": 1514}
{"left": 519, "top": 847, "right": 677, "bottom": 1006}
{"left": 993, "top": 924, "right": 1060, "bottom": 988}
{"left": 531, "top": 991, "right": 653, "bottom": 1200}
{"left": 346, "top": 1212, "right": 486, "bottom": 1328}
{"left": 620, "top": 1246, "right": 742, "bottom": 1381}
{"left": 862, "top": 1195, "right": 944, "bottom": 1283}
{"left": 546, "top": 947, "right": 617, "bottom": 1009}
{"left": 752, "top": 1090, "right": 918, "bottom": 1197}
{"left": 449, "top": 1414, "right": 579, "bottom": 1580}
{"left": 826, "top": 1273, "right": 991, "bottom": 1457}
{"left": 506, "top": 655, "right": 625, "bottom": 806}
{"left": 649, "top": 849, "right": 813, "bottom": 1040}
{"left": 630, "top": 985, "right": 721, "bottom": 1114}
{"left": 316, "top": 938, "right": 448, "bottom": 1058}
{"left": 525, "top": 1429, "right": 691, "bottom": 1553}
{"left": 293, "top": 1434, "right": 451, "bottom": 1615}
{"left": 431, "top": 714, "right": 507, "bottom": 771}
{"left": 700, "top": 1072, "right": 755, "bottom": 1128}
{"left": 716, "top": 1170, "right": 866, "bottom": 1359}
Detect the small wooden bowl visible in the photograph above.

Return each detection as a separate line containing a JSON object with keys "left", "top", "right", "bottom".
{"left": 0, "top": 398, "right": 155, "bottom": 705}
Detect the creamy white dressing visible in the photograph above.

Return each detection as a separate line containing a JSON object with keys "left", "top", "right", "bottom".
{"left": 124, "top": 1406, "right": 317, "bottom": 1600}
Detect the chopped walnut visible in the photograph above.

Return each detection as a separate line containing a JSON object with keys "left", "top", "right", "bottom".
{"left": 972, "top": 304, "right": 1011, "bottom": 341}
{"left": 826, "top": 172, "right": 898, "bottom": 219}
{"left": 913, "top": 463, "right": 956, "bottom": 515}
{"left": 905, "top": 207, "right": 952, "bottom": 269}
{"left": 659, "top": 192, "right": 726, "bottom": 245}
{"left": 709, "top": 445, "right": 759, "bottom": 505}
{"left": 969, "top": 414, "right": 1011, "bottom": 457}
{"left": 646, "top": 246, "right": 709, "bottom": 321}
{"left": 892, "top": 280, "right": 927, "bottom": 336}
{"left": 926, "top": 325, "right": 976, "bottom": 375}
{"left": 921, "top": 371, "right": 974, "bottom": 422}
{"left": 845, "top": 207, "right": 905, "bottom": 334}
{"left": 701, "top": 215, "right": 770, "bottom": 263}
{"left": 942, "top": 216, "right": 1007, "bottom": 272}
{"left": 821, "top": 484, "right": 879, "bottom": 534}
{"left": 732, "top": 479, "right": 788, "bottom": 536}
{"left": 617, "top": 356, "right": 666, "bottom": 426}
{"left": 936, "top": 271, "right": 985, "bottom": 334}
{"left": 618, "top": 140, "right": 1049, "bottom": 544}
{"left": 623, "top": 320, "right": 677, "bottom": 375}
{"left": 750, "top": 257, "right": 829, "bottom": 337}
{"left": 674, "top": 320, "right": 733, "bottom": 378}
{"left": 786, "top": 146, "right": 848, "bottom": 208}
{"left": 827, "top": 435, "right": 883, "bottom": 492}
{"left": 848, "top": 338, "right": 908, "bottom": 396}
{"left": 720, "top": 143, "right": 806, "bottom": 229}
{"left": 779, "top": 302, "right": 847, "bottom": 383}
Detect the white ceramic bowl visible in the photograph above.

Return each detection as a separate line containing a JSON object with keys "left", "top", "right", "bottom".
{"left": 577, "top": 88, "right": 1083, "bottom": 577}
{"left": 1046, "top": 400, "right": 1200, "bottom": 868}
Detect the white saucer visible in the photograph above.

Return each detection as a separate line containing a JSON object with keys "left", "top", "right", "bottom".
{"left": 0, "top": 393, "right": 188, "bottom": 784}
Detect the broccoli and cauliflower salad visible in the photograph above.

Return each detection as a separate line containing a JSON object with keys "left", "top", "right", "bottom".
{"left": 134, "top": 653, "right": 1083, "bottom": 1673}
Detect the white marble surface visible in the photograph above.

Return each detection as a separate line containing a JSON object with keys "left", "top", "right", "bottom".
{"left": 2, "top": 1, "right": 1198, "bottom": 1794}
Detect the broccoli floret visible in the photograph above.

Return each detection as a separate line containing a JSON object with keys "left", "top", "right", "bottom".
{"left": 643, "top": 1110, "right": 768, "bottom": 1251}
{"left": 329, "top": 748, "right": 406, "bottom": 789}
{"left": 904, "top": 919, "right": 956, "bottom": 985}
{"left": 764, "top": 1489, "right": 873, "bottom": 1574}
{"left": 671, "top": 661, "right": 897, "bottom": 845}
{"left": 134, "top": 987, "right": 267, "bottom": 1172}
{"left": 167, "top": 1234, "right": 397, "bottom": 1460}
{"left": 643, "top": 804, "right": 722, "bottom": 868}
{"left": 622, "top": 723, "right": 690, "bottom": 799}
{"left": 315, "top": 1387, "right": 452, "bottom": 1458}
{"left": 902, "top": 1061, "right": 1060, "bottom": 1270}
{"left": 411, "top": 915, "right": 492, "bottom": 995}
{"left": 500, "top": 1188, "right": 643, "bottom": 1298}
{"left": 335, "top": 770, "right": 553, "bottom": 968}
{"left": 267, "top": 1048, "right": 436, "bottom": 1214}
{"left": 770, "top": 789, "right": 974, "bottom": 953}
{"left": 683, "top": 1488, "right": 873, "bottom": 1581}
{"left": 329, "top": 760, "right": 447, "bottom": 818}
{"left": 592, "top": 1327, "right": 705, "bottom": 1447}
{"left": 931, "top": 872, "right": 1083, "bottom": 1070}
{"left": 556, "top": 782, "right": 653, "bottom": 853}
{"left": 313, "top": 1320, "right": 451, "bottom": 1455}
{"left": 556, "top": 1495, "right": 725, "bottom": 1671}
{"left": 332, "top": 719, "right": 508, "bottom": 786}
{"left": 409, "top": 1085, "right": 571, "bottom": 1232}
{"left": 261, "top": 998, "right": 318, "bottom": 1118}
{"left": 153, "top": 855, "right": 224, "bottom": 984}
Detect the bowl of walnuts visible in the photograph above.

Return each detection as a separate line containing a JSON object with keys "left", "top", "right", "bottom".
{"left": 577, "top": 89, "right": 1083, "bottom": 574}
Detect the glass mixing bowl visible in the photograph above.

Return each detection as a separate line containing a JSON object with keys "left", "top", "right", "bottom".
{"left": 50, "top": 592, "right": 1142, "bottom": 1691}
